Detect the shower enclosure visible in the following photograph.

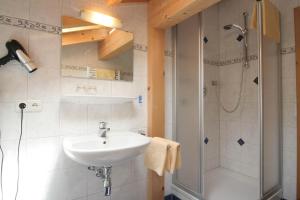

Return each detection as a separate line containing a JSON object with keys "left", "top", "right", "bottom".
{"left": 172, "top": 0, "right": 282, "bottom": 199}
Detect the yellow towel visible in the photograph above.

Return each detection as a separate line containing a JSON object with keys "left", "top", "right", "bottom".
{"left": 154, "top": 137, "right": 181, "bottom": 174}
{"left": 144, "top": 138, "right": 169, "bottom": 176}
{"left": 250, "top": 0, "right": 281, "bottom": 43}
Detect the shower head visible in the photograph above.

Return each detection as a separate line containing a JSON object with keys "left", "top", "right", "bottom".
{"left": 223, "top": 24, "right": 233, "bottom": 30}
{"left": 223, "top": 24, "right": 245, "bottom": 34}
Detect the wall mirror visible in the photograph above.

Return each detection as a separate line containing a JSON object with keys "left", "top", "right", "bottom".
{"left": 61, "top": 10, "right": 134, "bottom": 82}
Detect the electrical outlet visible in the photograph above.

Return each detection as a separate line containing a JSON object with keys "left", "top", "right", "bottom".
{"left": 16, "top": 100, "right": 42, "bottom": 112}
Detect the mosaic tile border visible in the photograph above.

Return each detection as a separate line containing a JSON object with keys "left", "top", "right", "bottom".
{"left": 0, "top": 15, "right": 61, "bottom": 34}
{"left": 164, "top": 50, "right": 173, "bottom": 57}
{"left": 204, "top": 54, "right": 258, "bottom": 67}
{"left": 281, "top": 46, "right": 295, "bottom": 54}
{"left": 0, "top": 15, "right": 173, "bottom": 56}
{"left": 133, "top": 43, "right": 172, "bottom": 56}
{"left": 206, "top": 46, "right": 295, "bottom": 67}
{"left": 133, "top": 43, "right": 147, "bottom": 52}
{"left": 1, "top": 15, "right": 293, "bottom": 58}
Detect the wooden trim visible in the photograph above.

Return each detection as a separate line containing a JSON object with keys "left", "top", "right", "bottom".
{"left": 149, "top": 0, "right": 221, "bottom": 29}
{"left": 146, "top": 1, "right": 221, "bottom": 199}
{"left": 62, "top": 29, "right": 108, "bottom": 46}
{"left": 62, "top": 16, "right": 105, "bottom": 33}
{"left": 98, "top": 30, "right": 133, "bottom": 60}
{"left": 107, "top": 0, "right": 148, "bottom": 5}
{"left": 62, "top": 16, "right": 95, "bottom": 28}
{"left": 294, "top": 7, "right": 300, "bottom": 200}
{"left": 147, "top": 24, "right": 165, "bottom": 200}
{"left": 147, "top": 1, "right": 165, "bottom": 199}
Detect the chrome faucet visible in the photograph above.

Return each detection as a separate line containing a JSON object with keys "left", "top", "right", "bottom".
{"left": 98, "top": 122, "right": 110, "bottom": 139}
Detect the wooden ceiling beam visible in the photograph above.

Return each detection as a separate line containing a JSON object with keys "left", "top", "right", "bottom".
{"left": 98, "top": 30, "right": 133, "bottom": 60}
{"left": 149, "top": 0, "right": 221, "bottom": 29}
{"left": 62, "top": 16, "right": 94, "bottom": 28}
{"left": 62, "top": 16, "right": 106, "bottom": 33}
{"left": 107, "top": 0, "right": 148, "bottom": 6}
{"left": 62, "top": 29, "right": 108, "bottom": 46}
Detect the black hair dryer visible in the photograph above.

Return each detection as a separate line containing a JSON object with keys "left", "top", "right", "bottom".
{"left": 0, "top": 40, "right": 37, "bottom": 73}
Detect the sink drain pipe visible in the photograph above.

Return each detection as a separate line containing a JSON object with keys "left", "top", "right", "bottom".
{"left": 88, "top": 166, "right": 112, "bottom": 196}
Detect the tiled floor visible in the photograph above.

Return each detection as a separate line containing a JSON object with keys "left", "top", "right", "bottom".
{"left": 205, "top": 168, "right": 259, "bottom": 200}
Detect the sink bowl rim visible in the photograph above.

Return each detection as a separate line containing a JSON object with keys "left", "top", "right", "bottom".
{"left": 63, "top": 131, "right": 150, "bottom": 153}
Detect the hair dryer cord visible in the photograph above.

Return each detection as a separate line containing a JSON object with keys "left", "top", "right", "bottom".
{"left": 0, "top": 54, "right": 12, "bottom": 66}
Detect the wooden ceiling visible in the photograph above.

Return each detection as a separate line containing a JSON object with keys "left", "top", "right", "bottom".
{"left": 106, "top": 0, "right": 148, "bottom": 6}
{"left": 106, "top": 0, "right": 220, "bottom": 29}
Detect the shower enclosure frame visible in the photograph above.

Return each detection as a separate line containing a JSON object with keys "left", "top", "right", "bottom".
{"left": 171, "top": 1, "right": 283, "bottom": 199}
{"left": 171, "top": 13, "right": 204, "bottom": 199}
{"left": 256, "top": 1, "right": 283, "bottom": 199}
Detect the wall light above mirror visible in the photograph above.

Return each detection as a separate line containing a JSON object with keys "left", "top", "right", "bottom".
{"left": 80, "top": 9, "right": 122, "bottom": 29}
{"left": 61, "top": 10, "right": 134, "bottom": 82}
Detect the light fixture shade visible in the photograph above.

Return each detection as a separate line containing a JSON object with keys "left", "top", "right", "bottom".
{"left": 80, "top": 9, "right": 122, "bottom": 29}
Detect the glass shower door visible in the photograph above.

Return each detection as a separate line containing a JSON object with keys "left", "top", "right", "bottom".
{"left": 173, "top": 14, "right": 201, "bottom": 197}
{"left": 257, "top": 1, "right": 282, "bottom": 198}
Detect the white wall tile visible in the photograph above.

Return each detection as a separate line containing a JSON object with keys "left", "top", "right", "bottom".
{"left": 111, "top": 103, "right": 137, "bottom": 131}
{"left": 282, "top": 53, "right": 296, "bottom": 79}
{"left": 27, "top": 68, "right": 61, "bottom": 102}
{"left": 0, "top": 64, "right": 28, "bottom": 102}
{"left": 111, "top": 179, "right": 147, "bottom": 200}
{"left": 26, "top": 137, "right": 61, "bottom": 172}
{"left": 87, "top": 192, "right": 110, "bottom": 200}
{"left": 62, "top": 167, "right": 88, "bottom": 199}
{"left": 23, "top": 169, "right": 66, "bottom": 200}
{"left": 28, "top": 31, "right": 61, "bottom": 69}
{"left": 61, "top": 77, "right": 89, "bottom": 96}
{"left": 133, "top": 51, "right": 147, "bottom": 79}
{"left": 111, "top": 81, "right": 135, "bottom": 97}
{"left": 26, "top": 102, "right": 60, "bottom": 138}
{"left": 60, "top": 102, "right": 87, "bottom": 135}
{"left": 111, "top": 161, "right": 133, "bottom": 188}
{"left": 131, "top": 155, "right": 147, "bottom": 181}
{"left": 87, "top": 104, "right": 111, "bottom": 135}
{"left": 0, "top": 102, "right": 27, "bottom": 140}
{"left": 0, "top": 0, "right": 30, "bottom": 18}
{"left": 2, "top": 139, "right": 27, "bottom": 200}
{"left": 29, "top": 0, "right": 62, "bottom": 26}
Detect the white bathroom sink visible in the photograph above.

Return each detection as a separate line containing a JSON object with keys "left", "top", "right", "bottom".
{"left": 63, "top": 131, "right": 150, "bottom": 166}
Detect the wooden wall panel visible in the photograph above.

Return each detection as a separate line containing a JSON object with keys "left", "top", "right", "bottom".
{"left": 147, "top": 22, "right": 165, "bottom": 200}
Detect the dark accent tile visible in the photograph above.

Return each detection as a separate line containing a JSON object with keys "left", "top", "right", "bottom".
{"left": 237, "top": 138, "right": 245, "bottom": 146}
{"left": 204, "top": 36, "right": 208, "bottom": 44}
{"left": 253, "top": 77, "right": 258, "bottom": 85}
{"left": 236, "top": 34, "right": 244, "bottom": 41}
{"left": 204, "top": 137, "right": 209, "bottom": 144}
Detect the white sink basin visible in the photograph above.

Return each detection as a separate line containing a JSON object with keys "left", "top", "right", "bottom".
{"left": 63, "top": 131, "right": 150, "bottom": 166}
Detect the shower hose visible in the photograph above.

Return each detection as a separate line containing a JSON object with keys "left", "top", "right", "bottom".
{"left": 215, "top": 62, "right": 247, "bottom": 113}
